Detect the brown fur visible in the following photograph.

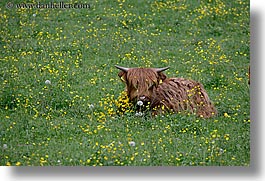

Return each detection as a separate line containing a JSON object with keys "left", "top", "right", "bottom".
{"left": 117, "top": 67, "right": 217, "bottom": 118}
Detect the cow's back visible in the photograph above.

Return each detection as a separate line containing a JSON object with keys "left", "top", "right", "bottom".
{"left": 151, "top": 77, "right": 217, "bottom": 118}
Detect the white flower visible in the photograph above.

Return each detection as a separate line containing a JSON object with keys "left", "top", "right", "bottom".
{"left": 135, "top": 112, "right": 143, "bottom": 117}
{"left": 89, "top": 104, "right": 94, "bottom": 109}
{"left": 3, "top": 144, "right": 7, "bottom": 149}
{"left": 219, "top": 148, "right": 224, "bottom": 154}
{"left": 45, "top": 80, "right": 51, "bottom": 85}
{"left": 137, "top": 100, "right": 143, "bottom": 106}
{"left": 129, "top": 141, "right": 136, "bottom": 147}
{"left": 33, "top": 14, "right": 36, "bottom": 17}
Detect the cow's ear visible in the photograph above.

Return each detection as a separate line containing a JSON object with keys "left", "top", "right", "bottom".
{"left": 158, "top": 72, "right": 167, "bottom": 81}
{"left": 118, "top": 71, "right": 127, "bottom": 82}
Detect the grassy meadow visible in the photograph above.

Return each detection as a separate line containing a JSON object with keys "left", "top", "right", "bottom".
{"left": 0, "top": 0, "right": 250, "bottom": 166}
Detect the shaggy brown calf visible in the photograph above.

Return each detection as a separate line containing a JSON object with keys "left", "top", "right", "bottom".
{"left": 115, "top": 65, "right": 217, "bottom": 118}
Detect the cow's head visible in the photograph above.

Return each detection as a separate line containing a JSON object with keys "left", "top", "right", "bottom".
{"left": 115, "top": 65, "right": 169, "bottom": 106}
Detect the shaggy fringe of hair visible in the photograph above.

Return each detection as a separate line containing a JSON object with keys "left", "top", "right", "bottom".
{"left": 126, "top": 68, "right": 160, "bottom": 90}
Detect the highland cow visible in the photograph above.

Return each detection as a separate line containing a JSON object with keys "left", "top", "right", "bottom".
{"left": 115, "top": 65, "right": 217, "bottom": 118}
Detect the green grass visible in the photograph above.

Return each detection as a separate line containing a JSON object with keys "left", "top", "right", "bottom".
{"left": 0, "top": 0, "right": 250, "bottom": 166}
